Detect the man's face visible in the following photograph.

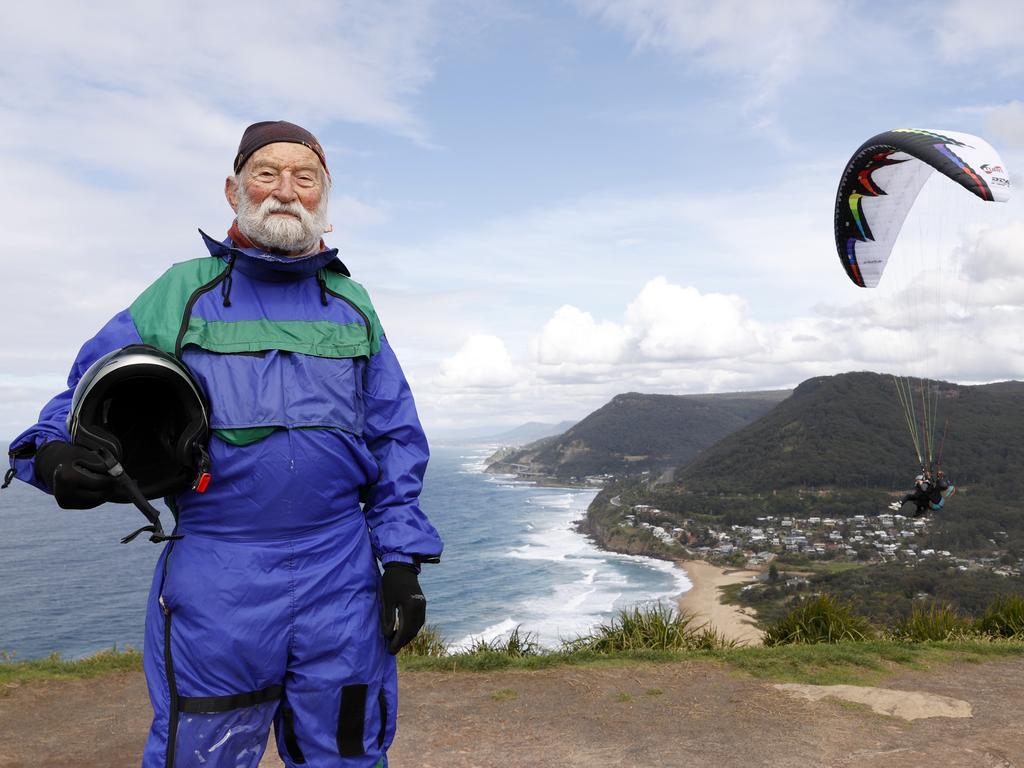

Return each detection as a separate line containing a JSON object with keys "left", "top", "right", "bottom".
{"left": 225, "top": 142, "right": 329, "bottom": 256}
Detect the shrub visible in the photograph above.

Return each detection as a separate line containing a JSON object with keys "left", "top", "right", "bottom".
{"left": 565, "top": 603, "right": 735, "bottom": 653}
{"left": 763, "top": 594, "right": 874, "bottom": 645}
{"left": 399, "top": 624, "right": 449, "bottom": 657}
{"left": 976, "top": 595, "right": 1024, "bottom": 639}
{"left": 891, "top": 602, "right": 972, "bottom": 642}
{"left": 466, "top": 626, "right": 541, "bottom": 658}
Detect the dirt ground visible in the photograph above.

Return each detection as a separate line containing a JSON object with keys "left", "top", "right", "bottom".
{"left": 2, "top": 657, "right": 1023, "bottom": 768}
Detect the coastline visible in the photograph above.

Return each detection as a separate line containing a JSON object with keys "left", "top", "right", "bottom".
{"left": 482, "top": 461, "right": 762, "bottom": 646}
{"left": 676, "top": 560, "right": 763, "bottom": 646}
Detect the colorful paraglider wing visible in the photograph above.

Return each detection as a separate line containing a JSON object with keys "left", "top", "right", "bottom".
{"left": 834, "top": 128, "right": 1012, "bottom": 288}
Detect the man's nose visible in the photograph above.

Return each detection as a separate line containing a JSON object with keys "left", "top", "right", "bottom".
{"left": 272, "top": 173, "right": 298, "bottom": 202}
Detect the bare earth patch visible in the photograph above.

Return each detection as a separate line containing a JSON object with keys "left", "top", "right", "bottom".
{"left": 2, "top": 658, "right": 1023, "bottom": 767}
{"left": 774, "top": 683, "right": 973, "bottom": 721}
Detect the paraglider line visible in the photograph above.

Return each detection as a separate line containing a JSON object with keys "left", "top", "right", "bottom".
{"left": 936, "top": 415, "right": 950, "bottom": 470}
{"left": 893, "top": 375, "right": 924, "bottom": 466}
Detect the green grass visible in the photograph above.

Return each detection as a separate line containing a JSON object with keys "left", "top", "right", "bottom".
{"left": 800, "top": 561, "right": 869, "bottom": 575}
{"left": 718, "top": 583, "right": 744, "bottom": 605}
{"left": 465, "top": 626, "right": 541, "bottom": 658}
{"left": 763, "top": 594, "right": 874, "bottom": 646}
{"left": 975, "top": 595, "right": 1024, "bottom": 638}
{"left": 726, "top": 638, "right": 1024, "bottom": 685}
{"left": 395, "top": 638, "right": 1024, "bottom": 685}
{"left": 890, "top": 602, "right": 971, "bottom": 642}
{"left": 9, "top": 601, "right": 1024, "bottom": 691}
{"left": 6, "top": 637, "right": 1024, "bottom": 692}
{"left": 563, "top": 603, "right": 737, "bottom": 653}
{"left": 398, "top": 624, "right": 449, "bottom": 658}
{"left": 0, "top": 647, "right": 143, "bottom": 689}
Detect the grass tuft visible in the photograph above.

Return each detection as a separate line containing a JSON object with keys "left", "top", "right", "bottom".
{"left": 465, "top": 626, "right": 541, "bottom": 658}
{"left": 763, "top": 594, "right": 874, "bottom": 646}
{"left": 565, "top": 603, "right": 736, "bottom": 653}
{"left": 399, "top": 624, "right": 449, "bottom": 657}
{"left": 890, "top": 602, "right": 972, "bottom": 642}
{"left": 975, "top": 595, "right": 1024, "bottom": 639}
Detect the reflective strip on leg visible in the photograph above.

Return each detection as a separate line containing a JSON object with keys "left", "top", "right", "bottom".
{"left": 337, "top": 684, "right": 368, "bottom": 757}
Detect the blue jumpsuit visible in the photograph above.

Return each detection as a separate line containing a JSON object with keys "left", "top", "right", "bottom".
{"left": 8, "top": 232, "right": 444, "bottom": 767}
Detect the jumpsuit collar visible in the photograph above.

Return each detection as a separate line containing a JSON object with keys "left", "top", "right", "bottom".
{"left": 198, "top": 229, "right": 350, "bottom": 282}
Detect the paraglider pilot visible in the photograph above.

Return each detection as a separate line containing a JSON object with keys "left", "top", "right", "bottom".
{"left": 5, "top": 121, "right": 443, "bottom": 767}
{"left": 890, "top": 469, "right": 954, "bottom": 516}
{"left": 903, "top": 471, "right": 933, "bottom": 516}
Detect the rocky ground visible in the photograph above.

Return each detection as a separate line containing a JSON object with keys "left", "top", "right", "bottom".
{"left": 1, "top": 657, "right": 1022, "bottom": 767}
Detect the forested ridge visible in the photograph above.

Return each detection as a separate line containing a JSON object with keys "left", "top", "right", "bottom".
{"left": 486, "top": 390, "right": 789, "bottom": 481}
{"left": 677, "top": 372, "right": 1024, "bottom": 494}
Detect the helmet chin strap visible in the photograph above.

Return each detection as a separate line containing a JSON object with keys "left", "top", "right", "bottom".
{"left": 93, "top": 448, "right": 184, "bottom": 544}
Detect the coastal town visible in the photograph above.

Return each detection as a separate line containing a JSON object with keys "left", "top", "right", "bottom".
{"left": 621, "top": 503, "right": 1022, "bottom": 577}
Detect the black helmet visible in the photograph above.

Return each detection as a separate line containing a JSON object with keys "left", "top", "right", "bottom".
{"left": 68, "top": 344, "right": 210, "bottom": 501}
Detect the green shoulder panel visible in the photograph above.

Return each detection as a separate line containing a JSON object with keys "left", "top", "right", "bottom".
{"left": 322, "top": 271, "right": 384, "bottom": 356}
{"left": 129, "top": 257, "right": 228, "bottom": 354}
{"left": 180, "top": 317, "right": 372, "bottom": 358}
{"left": 215, "top": 426, "right": 278, "bottom": 446}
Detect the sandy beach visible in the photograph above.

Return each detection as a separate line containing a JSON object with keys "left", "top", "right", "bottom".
{"left": 677, "top": 559, "right": 764, "bottom": 646}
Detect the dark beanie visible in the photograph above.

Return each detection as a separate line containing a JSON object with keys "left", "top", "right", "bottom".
{"left": 233, "top": 120, "right": 329, "bottom": 176}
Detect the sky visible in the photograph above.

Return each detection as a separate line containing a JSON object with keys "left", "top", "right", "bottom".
{"left": 2, "top": 0, "right": 1023, "bottom": 439}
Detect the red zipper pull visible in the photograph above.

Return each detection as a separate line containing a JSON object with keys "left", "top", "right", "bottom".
{"left": 194, "top": 472, "right": 212, "bottom": 493}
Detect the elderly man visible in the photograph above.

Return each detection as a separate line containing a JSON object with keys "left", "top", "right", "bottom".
{"left": 6, "top": 121, "right": 443, "bottom": 767}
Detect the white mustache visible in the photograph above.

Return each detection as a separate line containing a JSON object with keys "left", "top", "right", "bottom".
{"left": 261, "top": 200, "right": 308, "bottom": 218}
{"left": 234, "top": 176, "right": 330, "bottom": 254}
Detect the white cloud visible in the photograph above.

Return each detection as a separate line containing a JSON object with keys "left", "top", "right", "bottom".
{"left": 626, "top": 277, "right": 762, "bottom": 360}
{"left": 528, "top": 278, "right": 761, "bottom": 378}
{"left": 436, "top": 334, "right": 520, "bottom": 389}
{"left": 536, "top": 305, "right": 629, "bottom": 364}
{"left": 985, "top": 101, "right": 1024, "bottom": 150}
{"left": 572, "top": 0, "right": 839, "bottom": 108}
{"left": 0, "top": 3, "right": 438, "bottom": 144}
{"left": 416, "top": 213, "right": 1024, "bottom": 430}
{"left": 963, "top": 221, "right": 1024, "bottom": 282}
{"left": 936, "top": 0, "right": 1024, "bottom": 70}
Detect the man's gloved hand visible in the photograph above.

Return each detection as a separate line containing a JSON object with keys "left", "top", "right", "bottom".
{"left": 381, "top": 562, "right": 426, "bottom": 655}
{"left": 34, "top": 441, "right": 117, "bottom": 510}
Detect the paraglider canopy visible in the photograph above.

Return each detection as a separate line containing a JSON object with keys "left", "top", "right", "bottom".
{"left": 832, "top": 128, "right": 1012, "bottom": 472}
{"left": 834, "top": 128, "right": 1011, "bottom": 288}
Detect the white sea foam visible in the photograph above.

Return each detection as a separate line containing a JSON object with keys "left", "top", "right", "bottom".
{"left": 452, "top": 617, "right": 521, "bottom": 650}
{"left": 458, "top": 446, "right": 500, "bottom": 474}
{"left": 459, "top": 485, "right": 695, "bottom": 648}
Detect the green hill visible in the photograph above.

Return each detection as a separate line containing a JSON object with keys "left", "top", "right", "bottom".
{"left": 678, "top": 372, "right": 1024, "bottom": 493}
{"left": 487, "top": 390, "right": 789, "bottom": 481}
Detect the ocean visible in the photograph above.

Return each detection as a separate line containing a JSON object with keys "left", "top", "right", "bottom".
{"left": 0, "top": 443, "right": 690, "bottom": 660}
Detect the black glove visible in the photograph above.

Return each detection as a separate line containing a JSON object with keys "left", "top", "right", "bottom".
{"left": 381, "top": 562, "right": 426, "bottom": 654}
{"left": 34, "top": 441, "right": 117, "bottom": 510}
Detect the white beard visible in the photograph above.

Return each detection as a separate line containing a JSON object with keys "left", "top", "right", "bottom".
{"left": 235, "top": 181, "right": 329, "bottom": 256}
